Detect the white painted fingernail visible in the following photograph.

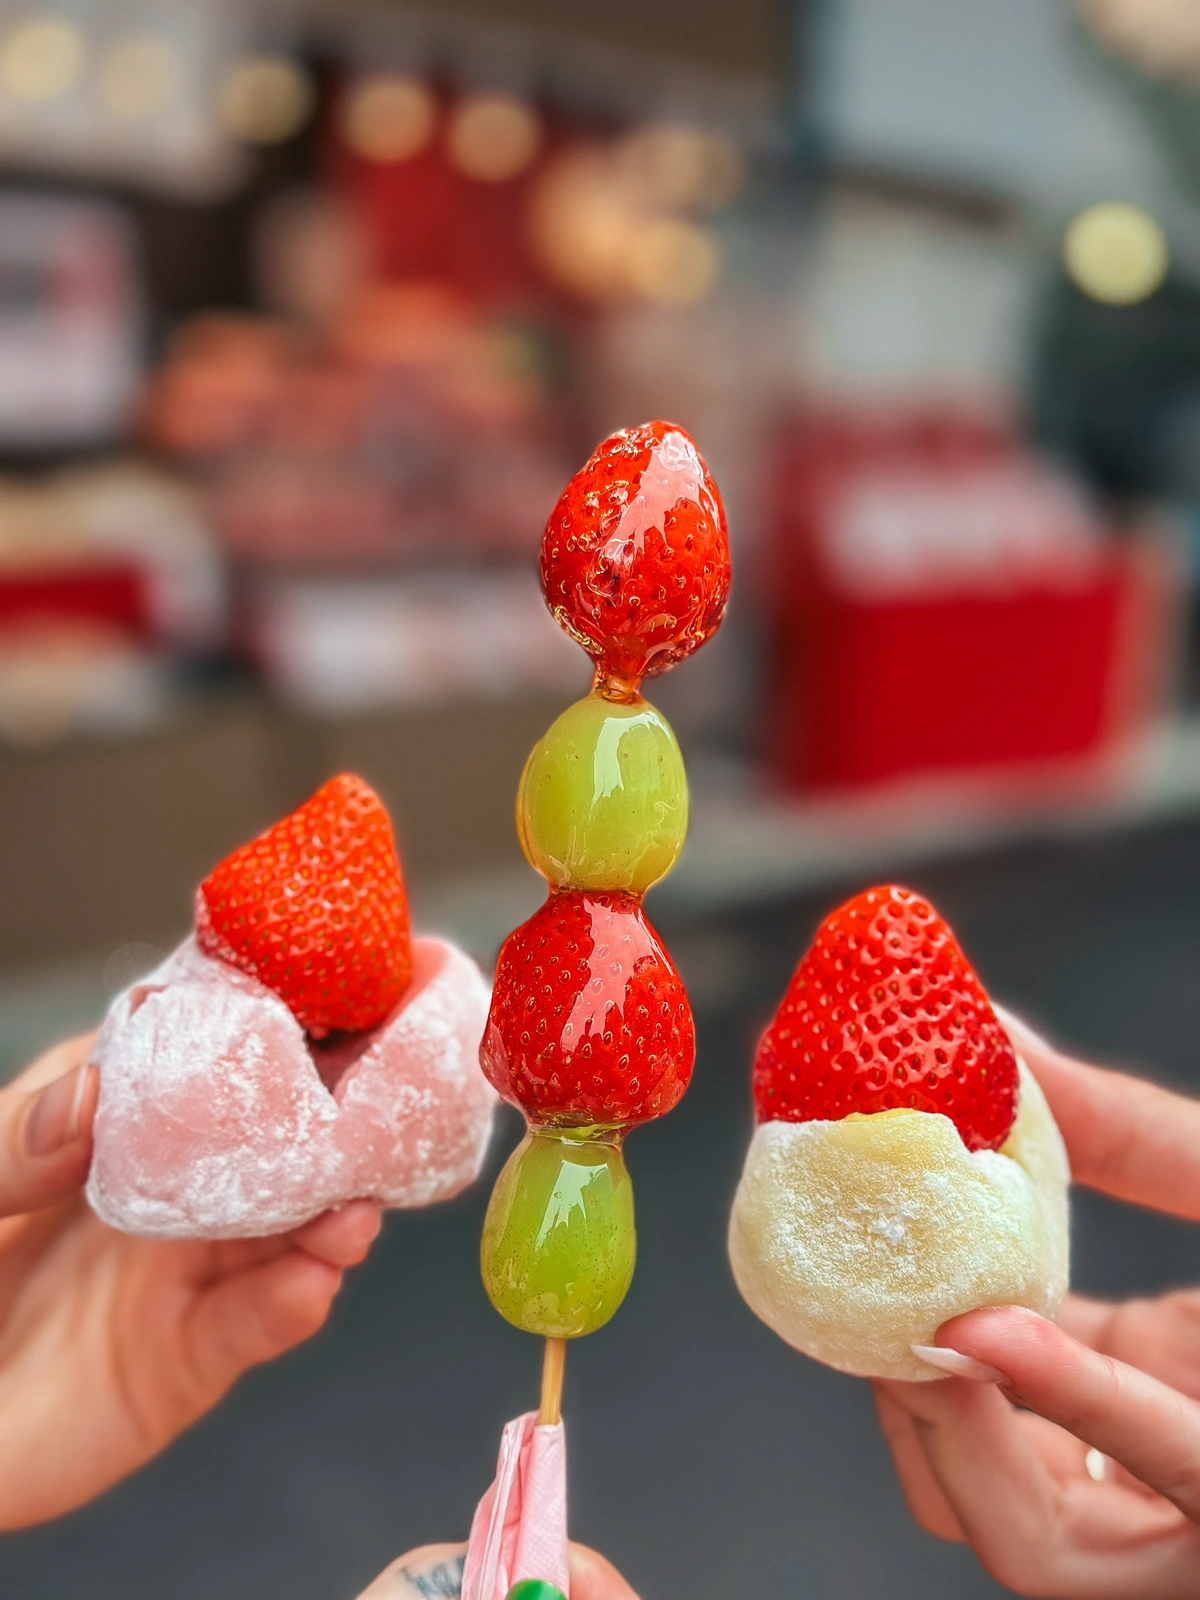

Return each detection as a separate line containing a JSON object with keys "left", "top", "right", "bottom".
{"left": 911, "top": 1344, "right": 1005, "bottom": 1382}
{"left": 1084, "top": 1447, "right": 1107, "bottom": 1481}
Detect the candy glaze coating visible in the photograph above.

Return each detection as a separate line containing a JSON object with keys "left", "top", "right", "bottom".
{"left": 540, "top": 420, "right": 730, "bottom": 685}
{"left": 518, "top": 691, "right": 687, "bottom": 893}
{"left": 480, "top": 889, "right": 695, "bottom": 1126}
{"left": 728, "top": 1061, "right": 1069, "bottom": 1382}
{"left": 481, "top": 1126, "right": 636, "bottom": 1337}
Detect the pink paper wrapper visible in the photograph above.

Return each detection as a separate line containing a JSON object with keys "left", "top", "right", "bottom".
{"left": 462, "top": 1412, "right": 569, "bottom": 1600}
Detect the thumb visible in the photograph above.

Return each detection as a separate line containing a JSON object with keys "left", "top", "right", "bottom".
{"left": 569, "top": 1543, "right": 641, "bottom": 1600}
{"left": 939, "top": 1304, "right": 1200, "bottom": 1521}
{"left": 0, "top": 1056, "right": 99, "bottom": 1217}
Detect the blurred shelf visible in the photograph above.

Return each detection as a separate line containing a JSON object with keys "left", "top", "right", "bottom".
{"left": 0, "top": 687, "right": 565, "bottom": 971}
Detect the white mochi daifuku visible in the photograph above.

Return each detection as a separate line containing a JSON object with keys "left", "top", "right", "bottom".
{"left": 87, "top": 935, "right": 496, "bottom": 1239}
{"left": 728, "top": 1062, "right": 1070, "bottom": 1382}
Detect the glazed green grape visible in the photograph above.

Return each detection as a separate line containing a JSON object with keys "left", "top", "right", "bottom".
{"left": 480, "top": 1126, "right": 636, "bottom": 1338}
{"left": 517, "top": 691, "right": 688, "bottom": 893}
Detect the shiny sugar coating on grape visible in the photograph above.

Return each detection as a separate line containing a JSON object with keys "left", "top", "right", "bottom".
{"left": 480, "top": 889, "right": 695, "bottom": 1127}
{"left": 518, "top": 691, "right": 688, "bottom": 894}
{"left": 540, "top": 420, "right": 730, "bottom": 688}
{"left": 481, "top": 1125, "right": 636, "bottom": 1338}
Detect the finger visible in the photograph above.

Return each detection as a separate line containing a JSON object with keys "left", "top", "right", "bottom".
{"left": 879, "top": 1372, "right": 1199, "bottom": 1596}
{"left": 887, "top": 1375, "right": 1137, "bottom": 1500}
{"left": 569, "top": 1541, "right": 641, "bottom": 1600}
{"left": 181, "top": 1252, "right": 341, "bottom": 1410}
{"left": 354, "top": 1541, "right": 637, "bottom": 1600}
{"left": 942, "top": 1305, "right": 1200, "bottom": 1522}
{"left": 196, "top": 1202, "right": 384, "bottom": 1285}
{"left": 996, "top": 1006, "right": 1200, "bottom": 1219}
{"left": 1057, "top": 1292, "right": 1117, "bottom": 1348}
{"left": 874, "top": 1386, "right": 964, "bottom": 1539}
{"left": 355, "top": 1543, "right": 466, "bottom": 1598}
{"left": 876, "top": 1374, "right": 1064, "bottom": 1578}
{"left": 202, "top": 1234, "right": 294, "bottom": 1281}
{"left": 292, "top": 1200, "right": 383, "bottom": 1268}
{"left": 7, "top": 1031, "right": 98, "bottom": 1094}
{"left": 0, "top": 1060, "right": 99, "bottom": 1218}
{"left": 1097, "top": 1290, "right": 1200, "bottom": 1400}
{"left": 872, "top": 1384, "right": 965, "bottom": 1542}
{"left": 1019, "top": 1406, "right": 1125, "bottom": 1485}
{"left": 1058, "top": 1289, "right": 1200, "bottom": 1402}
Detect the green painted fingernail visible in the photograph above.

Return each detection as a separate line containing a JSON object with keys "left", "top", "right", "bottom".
{"left": 505, "top": 1582, "right": 568, "bottom": 1600}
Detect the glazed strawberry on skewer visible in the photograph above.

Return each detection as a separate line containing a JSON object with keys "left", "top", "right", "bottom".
{"left": 479, "top": 420, "right": 729, "bottom": 1351}
{"left": 88, "top": 775, "right": 495, "bottom": 1238}
{"left": 729, "top": 885, "right": 1070, "bottom": 1383}
{"left": 539, "top": 416, "right": 730, "bottom": 690}
{"left": 460, "top": 420, "right": 730, "bottom": 1600}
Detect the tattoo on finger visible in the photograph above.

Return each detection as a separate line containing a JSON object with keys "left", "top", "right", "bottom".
{"left": 394, "top": 1555, "right": 465, "bottom": 1598}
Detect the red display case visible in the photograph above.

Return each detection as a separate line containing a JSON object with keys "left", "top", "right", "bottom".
{"left": 764, "top": 409, "right": 1179, "bottom": 797}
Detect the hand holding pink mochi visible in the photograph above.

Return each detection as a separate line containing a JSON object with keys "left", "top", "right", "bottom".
{"left": 86, "top": 775, "right": 497, "bottom": 1239}
{"left": 87, "top": 935, "right": 495, "bottom": 1237}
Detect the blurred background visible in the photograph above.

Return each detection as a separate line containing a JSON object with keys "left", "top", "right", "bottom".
{"left": 1, "top": 0, "right": 1200, "bottom": 1595}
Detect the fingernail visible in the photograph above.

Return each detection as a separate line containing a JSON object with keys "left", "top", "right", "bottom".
{"left": 506, "top": 1583, "right": 567, "bottom": 1600}
{"left": 911, "top": 1344, "right": 1005, "bottom": 1382}
{"left": 25, "top": 1063, "right": 93, "bottom": 1158}
{"left": 1084, "top": 1447, "right": 1107, "bottom": 1481}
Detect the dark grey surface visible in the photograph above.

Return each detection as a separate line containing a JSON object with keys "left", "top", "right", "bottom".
{"left": 3, "top": 818, "right": 1200, "bottom": 1598}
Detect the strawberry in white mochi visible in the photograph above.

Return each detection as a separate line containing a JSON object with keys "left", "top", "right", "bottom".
{"left": 728, "top": 885, "right": 1069, "bottom": 1382}
{"left": 87, "top": 775, "right": 496, "bottom": 1239}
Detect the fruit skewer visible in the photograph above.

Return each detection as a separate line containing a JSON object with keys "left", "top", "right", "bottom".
{"left": 478, "top": 420, "right": 731, "bottom": 1411}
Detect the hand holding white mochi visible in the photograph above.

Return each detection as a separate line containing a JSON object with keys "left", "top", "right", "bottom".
{"left": 729, "top": 886, "right": 1069, "bottom": 1382}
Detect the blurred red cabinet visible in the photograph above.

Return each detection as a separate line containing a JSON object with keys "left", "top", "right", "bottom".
{"left": 0, "top": 563, "right": 149, "bottom": 637}
{"left": 763, "top": 410, "right": 1179, "bottom": 796}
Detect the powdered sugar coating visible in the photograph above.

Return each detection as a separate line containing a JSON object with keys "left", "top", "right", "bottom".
{"left": 87, "top": 935, "right": 496, "bottom": 1238}
{"left": 728, "top": 1061, "right": 1069, "bottom": 1382}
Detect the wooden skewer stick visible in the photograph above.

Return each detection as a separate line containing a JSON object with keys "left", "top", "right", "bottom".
{"left": 538, "top": 1336, "right": 567, "bottom": 1426}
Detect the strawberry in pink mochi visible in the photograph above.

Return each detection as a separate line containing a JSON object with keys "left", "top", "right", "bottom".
{"left": 87, "top": 775, "right": 496, "bottom": 1238}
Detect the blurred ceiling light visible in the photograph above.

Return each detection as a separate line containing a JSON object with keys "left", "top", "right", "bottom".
{"left": 448, "top": 92, "right": 540, "bottom": 182}
{"left": 618, "top": 122, "right": 745, "bottom": 211}
{"left": 1063, "top": 201, "right": 1168, "bottom": 305}
{"left": 0, "top": 13, "right": 84, "bottom": 102}
{"left": 339, "top": 73, "right": 434, "bottom": 163}
{"left": 1077, "top": 0, "right": 1200, "bottom": 87}
{"left": 627, "top": 216, "right": 721, "bottom": 306}
{"left": 98, "top": 33, "right": 179, "bottom": 120}
{"left": 218, "top": 54, "right": 314, "bottom": 145}
{"left": 528, "top": 144, "right": 638, "bottom": 302}
{"left": 254, "top": 189, "right": 369, "bottom": 324}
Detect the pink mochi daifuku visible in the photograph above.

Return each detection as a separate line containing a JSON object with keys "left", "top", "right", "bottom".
{"left": 86, "top": 935, "right": 497, "bottom": 1238}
